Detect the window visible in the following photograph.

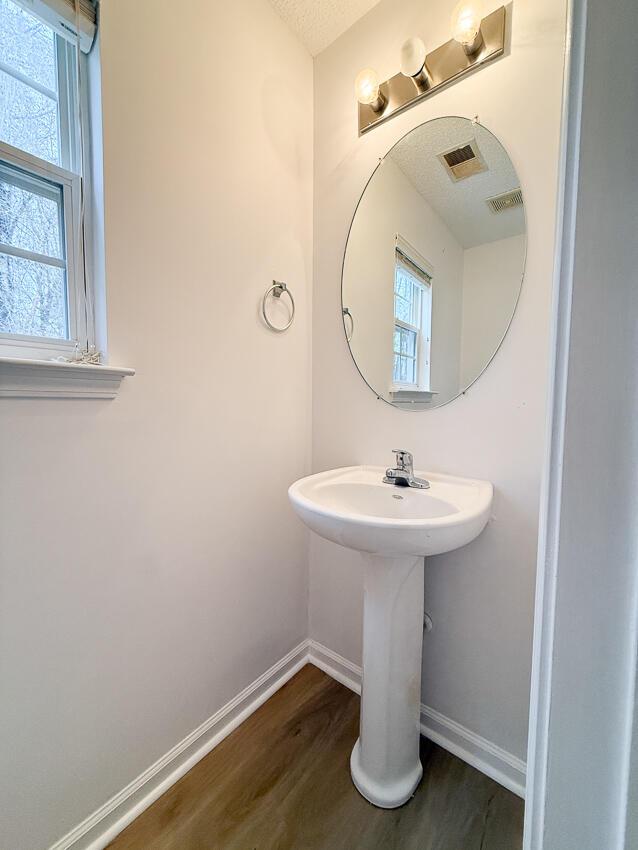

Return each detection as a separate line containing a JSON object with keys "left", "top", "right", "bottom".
{"left": 392, "top": 246, "right": 432, "bottom": 391}
{"left": 0, "top": 0, "right": 89, "bottom": 359}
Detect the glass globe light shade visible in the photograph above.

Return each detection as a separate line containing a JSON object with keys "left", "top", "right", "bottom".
{"left": 400, "top": 37, "right": 427, "bottom": 78}
{"left": 451, "top": 1, "right": 484, "bottom": 47}
{"left": 354, "top": 68, "right": 381, "bottom": 105}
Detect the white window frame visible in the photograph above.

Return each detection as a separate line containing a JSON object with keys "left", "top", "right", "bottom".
{"left": 55, "top": 34, "right": 82, "bottom": 174}
{"left": 0, "top": 15, "right": 89, "bottom": 361}
{"left": 392, "top": 239, "right": 433, "bottom": 393}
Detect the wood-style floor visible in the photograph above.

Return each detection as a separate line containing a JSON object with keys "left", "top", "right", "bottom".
{"left": 108, "top": 665, "right": 523, "bottom": 850}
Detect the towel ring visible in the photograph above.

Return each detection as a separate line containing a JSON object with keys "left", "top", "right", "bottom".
{"left": 342, "top": 307, "right": 354, "bottom": 342}
{"left": 262, "top": 281, "right": 295, "bottom": 332}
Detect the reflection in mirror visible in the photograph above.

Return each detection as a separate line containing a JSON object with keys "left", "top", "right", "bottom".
{"left": 342, "top": 117, "right": 526, "bottom": 410}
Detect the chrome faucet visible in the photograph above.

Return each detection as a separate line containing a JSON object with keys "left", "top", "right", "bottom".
{"left": 383, "top": 450, "right": 430, "bottom": 489}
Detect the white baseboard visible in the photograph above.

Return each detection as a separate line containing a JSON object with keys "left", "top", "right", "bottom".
{"left": 309, "top": 639, "right": 526, "bottom": 799}
{"left": 49, "top": 639, "right": 310, "bottom": 850}
{"left": 308, "top": 639, "right": 362, "bottom": 693}
{"left": 420, "top": 703, "right": 526, "bottom": 799}
{"left": 50, "top": 636, "right": 525, "bottom": 850}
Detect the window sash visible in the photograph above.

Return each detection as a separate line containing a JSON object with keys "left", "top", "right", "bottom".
{"left": 393, "top": 323, "right": 419, "bottom": 387}
{"left": 0, "top": 160, "right": 66, "bottom": 259}
{"left": 393, "top": 322, "right": 418, "bottom": 354}
{"left": 0, "top": 30, "right": 79, "bottom": 172}
{"left": 0, "top": 139, "right": 84, "bottom": 357}
{"left": 394, "top": 262, "right": 427, "bottom": 326}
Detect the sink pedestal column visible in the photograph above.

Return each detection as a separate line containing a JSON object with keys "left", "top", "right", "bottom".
{"left": 350, "top": 553, "right": 425, "bottom": 808}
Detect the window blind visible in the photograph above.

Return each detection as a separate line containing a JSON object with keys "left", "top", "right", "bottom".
{"left": 13, "top": 0, "right": 97, "bottom": 52}
{"left": 395, "top": 248, "right": 432, "bottom": 285}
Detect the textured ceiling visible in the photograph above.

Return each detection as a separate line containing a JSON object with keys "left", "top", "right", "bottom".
{"left": 389, "top": 118, "right": 525, "bottom": 248}
{"left": 268, "top": 0, "right": 382, "bottom": 55}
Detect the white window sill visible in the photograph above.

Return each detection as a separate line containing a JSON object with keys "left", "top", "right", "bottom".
{"left": 389, "top": 389, "right": 439, "bottom": 401}
{"left": 0, "top": 356, "right": 135, "bottom": 399}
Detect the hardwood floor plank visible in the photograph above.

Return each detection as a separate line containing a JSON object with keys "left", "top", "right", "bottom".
{"left": 108, "top": 664, "right": 523, "bottom": 850}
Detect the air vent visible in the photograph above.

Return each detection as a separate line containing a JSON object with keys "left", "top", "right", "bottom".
{"left": 486, "top": 188, "right": 524, "bottom": 213}
{"left": 443, "top": 144, "right": 475, "bottom": 168}
{"left": 438, "top": 139, "right": 487, "bottom": 181}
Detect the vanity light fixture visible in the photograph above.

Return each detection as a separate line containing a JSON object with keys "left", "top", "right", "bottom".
{"left": 356, "top": 4, "right": 506, "bottom": 135}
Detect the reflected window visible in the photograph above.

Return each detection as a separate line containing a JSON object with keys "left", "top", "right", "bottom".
{"left": 392, "top": 248, "right": 432, "bottom": 390}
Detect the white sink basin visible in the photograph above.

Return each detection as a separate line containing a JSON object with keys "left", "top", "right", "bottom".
{"left": 288, "top": 464, "right": 493, "bottom": 809}
{"left": 288, "top": 465, "right": 492, "bottom": 557}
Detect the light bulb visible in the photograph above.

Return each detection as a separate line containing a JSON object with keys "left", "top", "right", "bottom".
{"left": 401, "top": 37, "right": 429, "bottom": 77}
{"left": 451, "top": 1, "right": 485, "bottom": 54}
{"left": 354, "top": 68, "right": 381, "bottom": 106}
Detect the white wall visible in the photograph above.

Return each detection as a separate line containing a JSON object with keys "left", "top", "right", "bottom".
{"left": 460, "top": 234, "right": 526, "bottom": 387}
{"left": 344, "top": 156, "right": 464, "bottom": 402}
{"left": 525, "top": 0, "right": 638, "bottom": 846}
{"left": 0, "top": 1, "right": 312, "bottom": 848}
{"left": 311, "top": 0, "right": 567, "bottom": 766}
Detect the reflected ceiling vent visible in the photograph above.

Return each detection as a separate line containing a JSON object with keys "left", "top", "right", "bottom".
{"left": 486, "top": 188, "right": 524, "bottom": 213}
{"left": 438, "top": 139, "right": 487, "bottom": 181}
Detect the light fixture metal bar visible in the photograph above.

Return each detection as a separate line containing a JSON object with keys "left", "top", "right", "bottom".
{"left": 358, "top": 6, "right": 506, "bottom": 135}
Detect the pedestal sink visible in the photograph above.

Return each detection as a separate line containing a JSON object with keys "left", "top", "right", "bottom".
{"left": 288, "top": 465, "right": 493, "bottom": 808}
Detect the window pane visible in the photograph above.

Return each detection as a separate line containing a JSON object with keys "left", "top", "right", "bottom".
{"left": 0, "top": 169, "right": 63, "bottom": 258}
{"left": 395, "top": 270, "right": 411, "bottom": 300}
{"left": 0, "top": 251, "right": 67, "bottom": 338}
{"left": 393, "top": 354, "right": 415, "bottom": 385}
{"left": 394, "top": 326, "right": 416, "bottom": 357}
{"left": 0, "top": 68, "right": 60, "bottom": 164}
{"left": 394, "top": 294, "right": 411, "bottom": 323}
{"left": 401, "top": 328, "right": 416, "bottom": 356}
{"left": 393, "top": 329, "right": 401, "bottom": 354}
{"left": 0, "top": 0, "right": 57, "bottom": 91}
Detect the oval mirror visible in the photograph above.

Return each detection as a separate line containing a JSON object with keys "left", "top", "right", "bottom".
{"left": 342, "top": 117, "right": 526, "bottom": 410}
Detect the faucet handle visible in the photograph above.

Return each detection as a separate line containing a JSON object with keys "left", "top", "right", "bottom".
{"left": 392, "top": 449, "right": 413, "bottom": 470}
